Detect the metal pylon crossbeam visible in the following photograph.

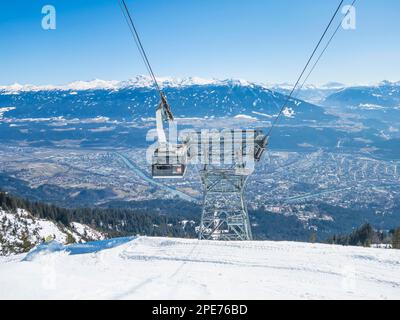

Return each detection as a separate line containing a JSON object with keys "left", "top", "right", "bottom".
{"left": 199, "top": 167, "right": 253, "bottom": 241}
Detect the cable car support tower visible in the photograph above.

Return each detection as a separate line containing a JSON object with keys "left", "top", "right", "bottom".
{"left": 118, "top": 0, "right": 352, "bottom": 241}
{"left": 118, "top": 0, "right": 267, "bottom": 241}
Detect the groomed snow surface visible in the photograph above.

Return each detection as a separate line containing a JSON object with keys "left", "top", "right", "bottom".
{"left": 0, "top": 237, "right": 399, "bottom": 300}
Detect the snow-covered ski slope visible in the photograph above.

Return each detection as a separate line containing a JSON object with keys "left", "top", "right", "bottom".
{"left": 0, "top": 237, "right": 399, "bottom": 300}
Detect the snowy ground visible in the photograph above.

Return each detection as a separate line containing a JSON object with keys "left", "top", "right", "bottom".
{"left": 0, "top": 236, "right": 399, "bottom": 300}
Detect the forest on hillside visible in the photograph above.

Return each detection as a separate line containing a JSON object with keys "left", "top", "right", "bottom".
{"left": 0, "top": 191, "right": 198, "bottom": 239}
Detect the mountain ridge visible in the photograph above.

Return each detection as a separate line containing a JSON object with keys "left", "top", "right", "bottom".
{"left": 2, "top": 75, "right": 398, "bottom": 93}
{"left": 0, "top": 76, "right": 261, "bottom": 93}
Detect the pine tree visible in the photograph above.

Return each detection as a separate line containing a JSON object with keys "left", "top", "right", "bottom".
{"left": 20, "top": 233, "right": 33, "bottom": 252}
{"left": 350, "top": 223, "right": 373, "bottom": 247}
{"left": 392, "top": 228, "right": 400, "bottom": 250}
{"left": 309, "top": 232, "right": 317, "bottom": 244}
{"left": 66, "top": 233, "right": 76, "bottom": 245}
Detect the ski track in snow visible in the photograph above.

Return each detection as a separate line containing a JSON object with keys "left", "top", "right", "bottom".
{"left": 0, "top": 237, "right": 399, "bottom": 300}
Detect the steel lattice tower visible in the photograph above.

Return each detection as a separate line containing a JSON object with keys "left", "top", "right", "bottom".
{"left": 199, "top": 167, "right": 253, "bottom": 241}
{"left": 190, "top": 129, "right": 267, "bottom": 241}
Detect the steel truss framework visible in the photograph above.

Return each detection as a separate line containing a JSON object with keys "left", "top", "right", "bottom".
{"left": 199, "top": 166, "right": 253, "bottom": 241}
{"left": 192, "top": 130, "right": 267, "bottom": 241}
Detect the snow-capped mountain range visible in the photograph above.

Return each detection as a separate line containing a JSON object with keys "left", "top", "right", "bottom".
{"left": 0, "top": 76, "right": 398, "bottom": 152}
{"left": 2, "top": 76, "right": 398, "bottom": 114}
{"left": 1, "top": 75, "right": 398, "bottom": 94}
{"left": 0, "top": 76, "right": 335, "bottom": 122}
{"left": 0, "top": 76, "right": 258, "bottom": 93}
{"left": 324, "top": 80, "right": 400, "bottom": 109}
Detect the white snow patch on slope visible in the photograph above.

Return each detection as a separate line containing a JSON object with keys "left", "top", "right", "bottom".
{"left": 252, "top": 111, "right": 274, "bottom": 118}
{"left": 0, "top": 236, "right": 399, "bottom": 300}
{"left": 0, "top": 107, "right": 16, "bottom": 119}
{"left": 359, "top": 103, "right": 386, "bottom": 110}
{"left": 234, "top": 114, "right": 257, "bottom": 120}
{"left": 70, "top": 222, "right": 105, "bottom": 241}
{"left": 283, "top": 107, "right": 295, "bottom": 118}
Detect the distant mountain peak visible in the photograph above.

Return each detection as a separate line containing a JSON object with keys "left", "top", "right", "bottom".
{"left": 378, "top": 80, "right": 400, "bottom": 87}
{"left": 270, "top": 82, "right": 346, "bottom": 91}
{"left": 320, "top": 82, "right": 346, "bottom": 89}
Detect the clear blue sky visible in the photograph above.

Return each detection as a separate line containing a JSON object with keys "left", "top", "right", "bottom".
{"left": 1, "top": 0, "right": 399, "bottom": 86}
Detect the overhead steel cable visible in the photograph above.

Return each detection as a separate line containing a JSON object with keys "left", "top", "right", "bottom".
{"left": 266, "top": 0, "right": 345, "bottom": 138}
{"left": 118, "top": 0, "right": 162, "bottom": 94}
{"left": 295, "top": 0, "right": 357, "bottom": 96}
{"left": 118, "top": 0, "right": 153, "bottom": 85}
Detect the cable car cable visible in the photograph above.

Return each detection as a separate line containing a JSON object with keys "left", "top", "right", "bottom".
{"left": 118, "top": 0, "right": 162, "bottom": 95}
{"left": 295, "top": 0, "right": 357, "bottom": 96}
{"left": 266, "top": 0, "right": 345, "bottom": 138}
{"left": 118, "top": 0, "right": 153, "bottom": 86}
